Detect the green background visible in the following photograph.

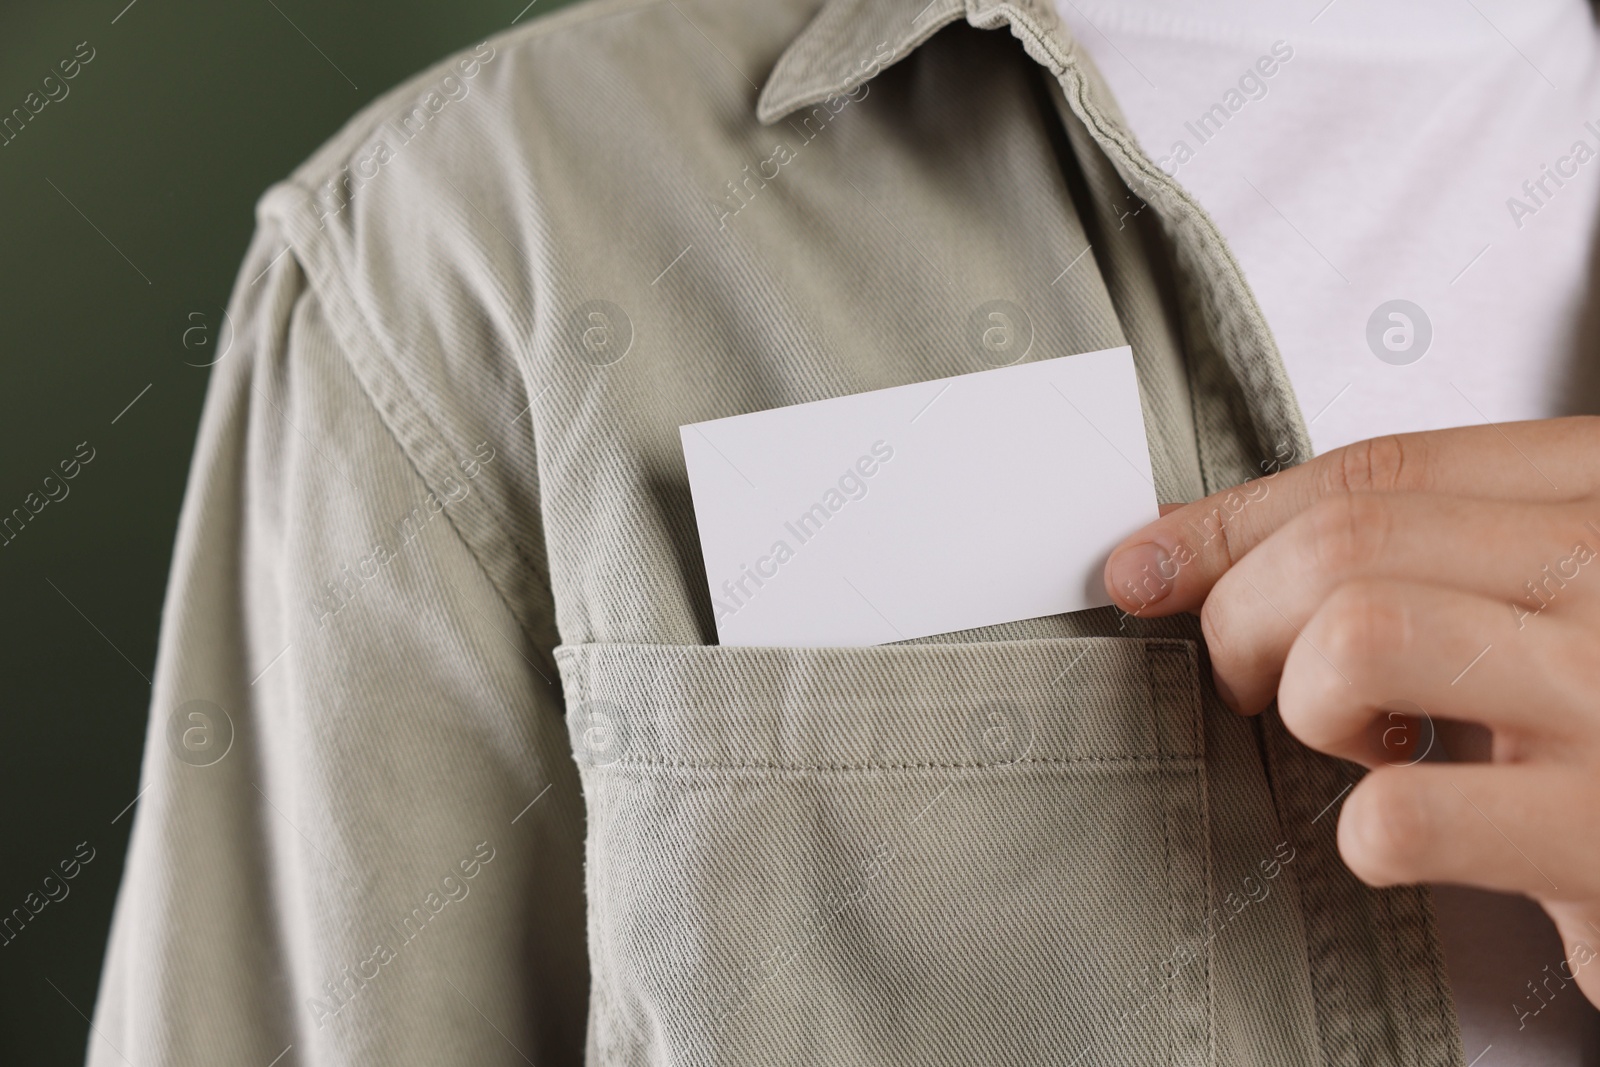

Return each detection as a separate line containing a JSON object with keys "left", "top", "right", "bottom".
{"left": 0, "top": 1, "right": 576, "bottom": 1061}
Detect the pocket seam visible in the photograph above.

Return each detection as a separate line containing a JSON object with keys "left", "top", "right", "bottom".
{"left": 562, "top": 637, "right": 1206, "bottom": 773}
{"left": 591, "top": 754, "right": 1203, "bottom": 772}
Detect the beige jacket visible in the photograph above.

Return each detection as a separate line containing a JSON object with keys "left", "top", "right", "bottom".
{"left": 90, "top": 0, "right": 1463, "bottom": 1064}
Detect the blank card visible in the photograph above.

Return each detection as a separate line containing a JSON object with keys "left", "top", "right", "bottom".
{"left": 680, "top": 345, "right": 1159, "bottom": 647}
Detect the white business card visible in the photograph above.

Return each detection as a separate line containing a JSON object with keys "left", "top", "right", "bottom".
{"left": 680, "top": 345, "right": 1159, "bottom": 647}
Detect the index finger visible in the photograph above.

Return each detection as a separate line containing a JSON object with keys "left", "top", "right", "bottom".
{"left": 1102, "top": 418, "right": 1596, "bottom": 617}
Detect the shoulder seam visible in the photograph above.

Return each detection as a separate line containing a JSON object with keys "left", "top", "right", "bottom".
{"left": 259, "top": 181, "right": 562, "bottom": 688}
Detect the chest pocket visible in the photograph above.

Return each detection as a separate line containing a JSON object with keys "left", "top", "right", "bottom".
{"left": 557, "top": 637, "right": 1214, "bottom": 1067}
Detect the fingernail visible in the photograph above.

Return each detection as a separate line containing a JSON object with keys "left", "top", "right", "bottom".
{"left": 1107, "top": 542, "right": 1173, "bottom": 609}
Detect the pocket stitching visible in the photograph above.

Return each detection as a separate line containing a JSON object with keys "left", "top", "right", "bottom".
{"left": 587, "top": 754, "right": 1203, "bottom": 772}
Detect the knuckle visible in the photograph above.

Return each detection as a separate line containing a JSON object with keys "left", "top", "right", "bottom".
{"left": 1275, "top": 657, "right": 1343, "bottom": 751}
{"left": 1200, "top": 574, "right": 1273, "bottom": 682}
{"left": 1340, "top": 772, "right": 1432, "bottom": 883}
{"left": 1199, "top": 591, "right": 1238, "bottom": 673}
{"left": 1324, "top": 434, "right": 1417, "bottom": 496}
{"left": 1303, "top": 494, "right": 1391, "bottom": 575}
{"left": 1313, "top": 580, "right": 1412, "bottom": 667}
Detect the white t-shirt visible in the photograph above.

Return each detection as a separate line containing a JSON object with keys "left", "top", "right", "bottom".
{"left": 1055, "top": 1, "right": 1600, "bottom": 1063}
{"left": 1060, "top": 0, "right": 1600, "bottom": 454}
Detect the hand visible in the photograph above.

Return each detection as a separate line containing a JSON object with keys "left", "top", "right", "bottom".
{"left": 1102, "top": 419, "right": 1600, "bottom": 1007}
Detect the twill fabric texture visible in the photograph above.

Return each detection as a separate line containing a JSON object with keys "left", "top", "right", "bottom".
{"left": 90, "top": 0, "right": 1464, "bottom": 1065}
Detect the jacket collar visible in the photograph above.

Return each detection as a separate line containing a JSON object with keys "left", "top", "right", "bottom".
{"left": 756, "top": 0, "right": 1069, "bottom": 124}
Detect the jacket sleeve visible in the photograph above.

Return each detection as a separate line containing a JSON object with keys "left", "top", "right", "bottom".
{"left": 88, "top": 217, "right": 588, "bottom": 1066}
